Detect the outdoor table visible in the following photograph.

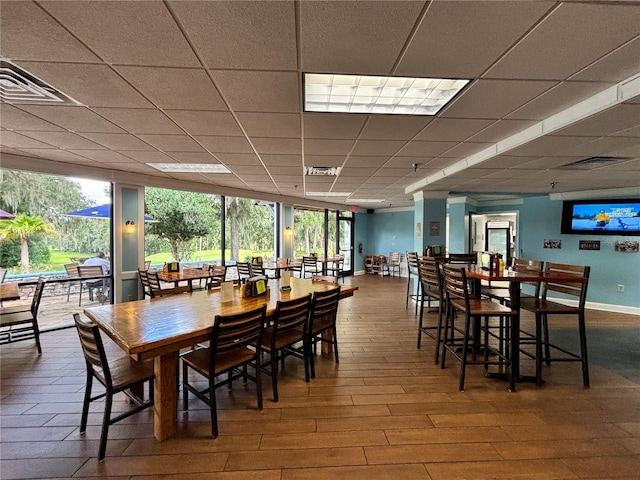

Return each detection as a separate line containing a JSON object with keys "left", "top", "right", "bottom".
{"left": 263, "top": 259, "right": 302, "bottom": 278}
{"left": 0, "top": 283, "right": 20, "bottom": 302}
{"left": 84, "top": 277, "right": 358, "bottom": 441}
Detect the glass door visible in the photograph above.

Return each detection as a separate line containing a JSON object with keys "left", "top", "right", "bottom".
{"left": 337, "top": 211, "right": 353, "bottom": 276}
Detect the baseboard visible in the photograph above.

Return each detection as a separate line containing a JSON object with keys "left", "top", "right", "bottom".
{"left": 546, "top": 296, "right": 640, "bottom": 316}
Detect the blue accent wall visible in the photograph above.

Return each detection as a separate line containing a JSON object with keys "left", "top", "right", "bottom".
{"left": 355, "top": 210, "right": 413, "bottom": 271}
{"left": 472, "top": 196, "right": 640, "bottom": 308}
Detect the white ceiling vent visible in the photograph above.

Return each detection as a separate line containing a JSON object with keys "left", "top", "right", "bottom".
{"left": 0, "top": 61, "right": 79, "bottom": 105}
{"left": 559, "top": 156, "right": 631, "bottom": 170}
{"left": 305, "top": 166, "right": 342, "bottom": 176}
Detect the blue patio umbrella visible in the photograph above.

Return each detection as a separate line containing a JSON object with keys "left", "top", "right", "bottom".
{"left": 65, "top": 204, "right": 154, "bottom": 221}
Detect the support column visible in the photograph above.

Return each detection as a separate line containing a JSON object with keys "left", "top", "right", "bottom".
{"left": 413, "top": 191, "right": 447, "bottom": 257}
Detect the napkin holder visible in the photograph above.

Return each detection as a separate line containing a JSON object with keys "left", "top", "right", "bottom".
{"left": 164, "top": 262, "right": 180, "bottom": 273}
{"left": 247, "top": 275, "right": 268, "bottom": 297}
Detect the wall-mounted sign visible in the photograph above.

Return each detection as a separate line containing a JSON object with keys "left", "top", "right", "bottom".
{"left": 579, "top": 240, "right": 600, "bottom": 251}
{"left": 615, "top": 240, "right": 639, "bottom": 253}
{"left": 544, "top": 239, "right": 562, "bottom": 249}
{"left": 430, "top": 221, "right": 440, "bottom": 236}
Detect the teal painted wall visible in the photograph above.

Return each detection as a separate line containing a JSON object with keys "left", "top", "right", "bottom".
{"left": 121, "top": 188, "right": 139, "bottom": 272}
{"left": 462, "top": 196, "right": 639, "bottom": 308}
{"left": 448, "top": 201, "right": 469, "bottom": 254}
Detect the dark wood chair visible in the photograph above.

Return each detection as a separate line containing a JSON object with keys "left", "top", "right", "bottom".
{"left": 260, "top": 294, "right": 312, "bottom": 402}
{"left": 312, "top": 274, "right": 337, "bottom": 284}
{"left": 181, "top": 305, "right": 266, "bottom": 437}
{"left": 145, "top": 271, "right": 191, "bottom": 298}
{"left": 73, "top": 313, "right": 154, "bottom": 461}
{"left": 483, "top": 258, "right": 544, "bottom": 305}
{"left": 440, "top": 264, "right": 518, "bottom": 392}
{"left": 302, "top": 256, "right": 320, "bottom": 278}
{"left": 236, "top": 262, "right": 252, "bottom": 283}
{"left": 206, "top": 265, "right": 228, "bottom": 289}
{"left": 416, "top": 257, "right": 445, "bottom": 363}
{"left": 307, "top": 287, "right": 341, "bottom": 379}
{"left": 405, "top": 251, "right": 420, "bottom": 313}
{"left": 447, "top": 253, "right": 477, "bottom": 264}
{"left": 138, "top": 268, "right": 151, "bottom": 298}
{"left": 519, "top": 262, "right": 590, "bottom": 387}
{"left": 0, "top": 277, "right": 45, "bottom": 353}
{"left": 327, "top": 256, "right": 344, "bottom": 282}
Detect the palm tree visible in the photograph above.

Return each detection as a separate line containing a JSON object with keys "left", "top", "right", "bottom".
{"left": 0, "top": 214, "right": 59, "bottom": 273}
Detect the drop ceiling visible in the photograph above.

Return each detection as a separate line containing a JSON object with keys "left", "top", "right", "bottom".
{"left": 1, "top": 0, "right": 639, "bottom": 209}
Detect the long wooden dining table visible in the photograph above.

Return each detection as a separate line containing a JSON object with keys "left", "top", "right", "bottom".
{"left": 465, "top": 265, "right": 587, "bottom": 389}
{"left": 84, "top": 277, "right": 357, "bottom": 441}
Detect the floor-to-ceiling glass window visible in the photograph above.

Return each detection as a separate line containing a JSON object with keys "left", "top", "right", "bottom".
{"left": 337, "top": 210, "right": 354, "bottom": 275}
{"left": 144, "top": 187, "right": 221, "bottom": 265}
{"left": 223, "top": 196, "right": 276, "bottom": 263}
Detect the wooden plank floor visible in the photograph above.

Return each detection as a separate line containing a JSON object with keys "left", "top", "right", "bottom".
{"left": 1, "top": 274, "right": 639, "bottom": 479}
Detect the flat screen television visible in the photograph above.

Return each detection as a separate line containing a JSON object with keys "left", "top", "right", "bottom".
{"left": 561, "top": 198, "right": 640, "bottom": 236}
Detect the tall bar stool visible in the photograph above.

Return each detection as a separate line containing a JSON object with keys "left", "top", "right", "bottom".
{"left": 519, "top": 262, "right": 590, "bottom": 387}
{"left": 405, "top": 251, "right": 420, "bottom": 314}
{"left": 440, "top": 264, "right": 518, "bottom": 392}
{"left": 416, "top": 256, "right": 445, "bottom": 363}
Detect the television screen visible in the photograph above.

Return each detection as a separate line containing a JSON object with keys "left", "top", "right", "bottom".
{"left": 561, "top": 198, "right": 640, "bottom": 235}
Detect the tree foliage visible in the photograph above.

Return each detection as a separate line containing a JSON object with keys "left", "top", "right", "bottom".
{"left": 145, "top": 188, "right": 219, "bottom": 262}
{"left": 0, "top": 214, "right": 59, "bottom": 273}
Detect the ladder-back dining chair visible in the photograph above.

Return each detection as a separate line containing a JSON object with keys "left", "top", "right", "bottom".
{"left": 181, "top": 305, "right": 266, "bottom": 437}
{"left": 73, "top": 313, "right": 154, "bottom": 461}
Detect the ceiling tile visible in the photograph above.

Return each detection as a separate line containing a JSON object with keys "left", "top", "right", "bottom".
{"left": 212, "top": 70, "right": 299, "bottom": 113}
{"left": 440, "top": 142, "right": 493, "bottom": 159}
{"left": 345, "top": 156, "right": 389, "bottom": 168}
{"left": 467, "top": 119, "right": 538, "bottom": 143}
{"left": 195, "top": 136, "right": 254, "bottom": 154}
{"left": 19, "top": 105, "right": 124, "bottom": 133}
{"left": 351, "top": 140, "right": 405, "bottom": 157}
{"left": 441, "top": 79, "right": 558, "bottom": 119}
{"left": 304, "top": 155, "right": 346, "bottom": 167}
{"left": 170, "top": 1, "right": 296, "bottom": 70}
{"left": 300, "top": 1, "right": 425, "bottom": 74}
{"left": 79, "top": 133, "right": 153, "bottom": 151}
{"left": 165, "top": 152, "right": 220, "bottom": 164}
{"left": 117, "top": 66, "right": 226, "bottom": 110}
{"left": 15, "top": 62, "right": 153, "bottom": 108}
{"left": 304, "top": 139, "right": 354, "bottom": 156}
{"left": 1, "top": 131, "right": 57, "bottom": 149}
{"left": 138, "top": 134, "right": 205, "bottom": 153}
{"left": 236, "top": 113, "right": 300, "bottom": 138}
{"left": 553, "top": 104, "right": 640, "bottom": 137}
{"left": 303, "top": 113, "right": 367, "bottom": 139}
{"left": 0, "top": 106, "right": 64, "bottom": 132}
{"left": 42, "top": 1, "right": 199, "bottom": 67}
{"left": 415, "top": 118, "right": 495, "bottom": 142}
{"left": 166, "top": 110, "right": 243, "bottom": 137}
{"left": 396, "top": 141, "right": 458, "bottom": 157}
{"left": 261, "top": 154, "right": 302, "bottom": 167}
{"left": 486, "top": 3, "right": 640, "bottom": 80}
{"left": 21, "top": 131, "right": 104, "bottom": 149}
{"left": 214, "top": 153, "right": 262, "bottom": 166}
{"left": 119, "top": 151, "right": 175, "bottom": 163}
{"left": 18, "top": 148, "right": 96, "bottom": 164}
{"left": 94, "top": 108, "right": 184, "bottom": 135}
{"left": 68, "top": 150, "right": 133, "bottom": 163}
{"left": 570, "top": 36, "right": 640, "bottom": 83}
{"left": 0, "top": 1, "right": 99, "bottom": 62}
{"left": 252, "top": 137, "right": 301, "bottom": 155}
{"left": 359, "top": 116, "right": 432, "bottom": 141}
{"left": 507, "top": 81, "right": 612, "bottom": 121}
{"left": 397, "top": 1, "right": 553, "bottom": 77}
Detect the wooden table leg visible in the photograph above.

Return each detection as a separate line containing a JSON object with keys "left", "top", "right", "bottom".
{"left": 321, "top": 330, "right": 333, "bottom": 354}
{"left": 153, "top": 352, "right": 178, "bottom": 441}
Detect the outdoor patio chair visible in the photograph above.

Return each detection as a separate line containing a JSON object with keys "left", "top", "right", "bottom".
{"left": 78, "top": 265, "right": 107, "bottom": 306}
{"left": 64, "top": 263, "right": 80, "bottom": 302}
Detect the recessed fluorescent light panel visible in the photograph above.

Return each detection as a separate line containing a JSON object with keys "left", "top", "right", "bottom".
{"left": 147, "top": 163, "right": 231, "bottom": 173}
{"left": 305, "top": 192, "right": 352, "bottom": 197}
{"left": 347, "top": 199, "right": 385, "bottom": 203}
{"left": 304, "top": 73, "right": 469, "bottom": 115}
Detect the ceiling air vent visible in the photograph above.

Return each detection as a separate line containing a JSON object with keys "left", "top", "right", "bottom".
{"left": 560, "top": 156, "right": 630, "bottom": 170}
{"left": 305, "top": 166, "right": 342, "bottom": 176}
{"left": 0, "top": 61, "right": 79, "bottom": 105}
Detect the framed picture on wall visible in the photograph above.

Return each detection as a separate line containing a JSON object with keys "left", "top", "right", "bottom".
{"left": 615, "top": 240, "right": 639, "bottom": 253}
{"left": 416, "top": 222, "right": 421, "bottom": 237}
{"left": 544, "top": 239, "right": 562, "bottom": 249}
{"left": 579, "top": 240, "right": 600, "bottom": 251}
{"left": 430, "top": 221, "right": 440, "bottom": 236}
